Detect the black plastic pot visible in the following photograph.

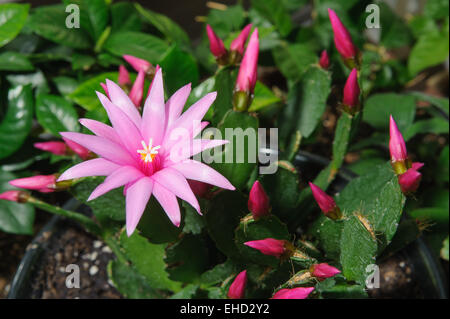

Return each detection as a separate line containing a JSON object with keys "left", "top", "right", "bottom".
{"left": 7, "top": 152, "right": 448, "bottom": 298}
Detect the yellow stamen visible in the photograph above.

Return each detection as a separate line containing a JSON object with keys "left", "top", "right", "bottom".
{"left": 137, "top": 139, "right": 160, "bottom": 163}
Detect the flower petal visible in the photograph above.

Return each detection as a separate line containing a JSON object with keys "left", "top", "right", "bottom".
{"left": 152, "top": 181, "right": 181, "bottom": 227}
{"left": 58, "top": 158, "right": 120, "bottom": 181}
{"left": 88, "top": 166, "right": 144, "bottom": 201}
{"left": 60, "top": 132, "right": 136, "bottom": 166}
{"left": 165, "top": 83, "right": 191, "bottom": 130}
{"left": 105, "top": 79, "right": 142, "bottom": 127}
{"left": 167, "top": 139, "right": 228, "bottom": 163}
{"left": 152, "top": 167, "right": 200, "bottom": 214}
{"left": 170, "top": 159, "right": 235, "bottom": 190}
{"left": 126, "top": 177, "right": 154, "bottom": 236}
{"left": 142, "top": 67, "right": 165, "bottom": 145}
{"left": 79, "top": 118, "right": 121, "bottom": 144}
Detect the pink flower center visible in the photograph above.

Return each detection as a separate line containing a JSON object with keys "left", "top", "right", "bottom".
{"left": 137, "top": 139, "right": 161, "bottom": 163}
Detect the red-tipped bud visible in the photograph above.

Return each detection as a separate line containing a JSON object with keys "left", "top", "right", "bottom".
{"left": 100, "top": 82, "right": 109, "bottom": 97}
{"left": 389, "top": 115, "right": 409, "bottom": 175}
{"left": 342, "top": 68, "right": 360, "bottom": 113}
{"left": 129, "top": 70, "right": 145, "bottom": 108}
{"left": 123, "top": 55, "right": 152, "bottom": 73}
{"left": 206, "top": 24, "right": 227, "bottom": 58}
{"left": 328, "top": 9, "right": 357, "bottom": 60}
{"left": 118, "top": 65, "right": 131, "bottom": 87}
{"left": 188, "top": 180, "right": 213, "bottom": 198}
{"left": 248, "top": 181, "right": 270, "bottom": 219}
{"left": 309, "top": 182, "right": 341, "bottom": 220}
{"left": 9, "top": 175, "right": 57, "bottom": 193}
{"left": 227, "top": 270, "right": 247, "bottom": 299}
{"left": 271, "top": 287, "right": 315, "bottom": 299}
{"left": 319, "top": 50, "right": 330, "bottom": 69}
{"left": 34, "top": 141, "right": 67, "bottom": 156}
{"left": 235, "top": 29, "right": 259, "bottom": 94}
{"left": 244, "top": 238, "right": 286, "bottom": 258}
{"left": 0, "top": 190, "right": 21, "bottom": 202}
{"left": 398, "top": 163, "right": 423, "bottom": 194}
{"left": 230, "top": 24, "right": 252, "bottom": 55}
{"left": 62, "top": 137, "right": 91, "bottom": 160}
{"left": 310, "top": 263, "right": 341, "bottom": 280}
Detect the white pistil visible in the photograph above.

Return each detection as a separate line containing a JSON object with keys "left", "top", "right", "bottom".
{"left": 137, "top": 139, "right": 160, "bottom": 163}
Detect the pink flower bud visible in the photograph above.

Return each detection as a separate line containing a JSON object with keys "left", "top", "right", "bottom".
{"left": 244, "top": 238, "right": 285, "bottom": 258}
{"left": 310, "top": 263, "right": 341, "bottom": 280}
{"left": 328, "top": 9, "right": 357, "bottom": 59}
{"left": 118, "top": 65, "right": 131, "bottom": 86}
{"left": 34, "top": 141, "right": 67, "bottom": 156}
{"left": 389, "top": 115, "right": 408, "bottom": 164}
{"left": 100, "top": 82, "right": 109, "bottom": 97}
{"left": 235, "top": 29, "right": 259, "bottom": 94}
{"left": 188, "top": 180, "right": 212, "bottom": 198}
{"left": 230, "top": 24, "right": 252, "bottom": 55}
{"left": 342, "top": 68, "right": 359, "bottom": 108}
{"left": 9, "top": 175, "right": 57, "bottom": 193}
{"left": 271, "top": 287, "right": 315, "bottom": 299}
{"left": 129, "top": 70, "right": 145, "bottom": 107}
{"left": 206, "top": 24, "right": 227, "bottom": 58}
{"left": 62, "top": 137, "right": 91, "bottom": 160}
{"left": 248, "top": 180, "right": 270, "bottom": 219}
{"left": 309, "top": 182, "right": 338, "bottom": 215}
{"left": 227, "top": 270, "right": 247, "bottom": 299}
{"left": 398, "top": 163, "right": 423, "bottom": 194}
{"left": 123, "top": 55, "right": 152, "bottom": 73}
{"left": 319, "top": 50, "right": 330, "bottom": 69}
{"left": 0, "top": 190, "right": 21, "bottom": 202}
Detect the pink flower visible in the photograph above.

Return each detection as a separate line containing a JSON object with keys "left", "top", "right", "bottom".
{"left": 9, "top": 175, "right": 57, "bottom": 193}
{"left": 235, "top": 29, "right": 259, "bottom": 94}
{"left": 244, "top": 238, "right": 285, "bottom": 258}
{"left": 123, "top": 55, "right": 152, "bottom": 73}
{"left": 100, "top": 82, "right": 109, "bottom": 96}
{"left": 230, "top": 24, "right": 252, "bottom": 55}
{"left": 309, "top": 182, "right": 338, "bottom": 216}
{"left": 342, "top": 68, "right": 359, "bottom": 109}
{"left": 118, "top": 65, "right": 131, "bottom": 86}
{"left": 0, "top": 190, "right": 21, "bottom": 202}
{"left": 228, "top": 270, "right": 247, "bottom": 299}
{"left": 34, "top": 141, "right": 67, "bottom": 156}
{"left": 271, "top": 287, "right": 315, "bottom": 299}
{"left": 310, "top": 263, "right": 341, "bottom": 280}
{"left": 398, "top": 162, "right": 424, "bottom": 194}
{"left": 206, "top": 25, "right": 227, "bottom": 58}
{"left": 319, "top": 50, "right": 330, "bottom": 69}
{"left": 328, "top": 9, "right": 357, "bottom": 59}
{"left": 58, "top": 68, "right": 235, "bottom": 236}
{"left": 129, "top": 70, "right": 145, "bottom": 107}
{"left": 248, "top": 180, "right": 270, "bottom": 219}
{"left": 62, "top": 137, "right": 91, "bottom": 160}
{"left": 389, "top": 115, "right": 408, "bottom": 164}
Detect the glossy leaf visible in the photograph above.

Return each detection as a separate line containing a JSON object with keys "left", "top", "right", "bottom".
{"left": 0, "top": 3, "right": 29, "bottom": 47}
{"left": 0, "top": 51, "right": 33, "bottom": 71}
{"left": 36, "top": 94, "right": 79, "bottom": 136}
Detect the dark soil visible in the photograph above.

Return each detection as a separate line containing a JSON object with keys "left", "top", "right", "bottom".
{"left": 28, "top": 219, "right": 122, "bottom": 299}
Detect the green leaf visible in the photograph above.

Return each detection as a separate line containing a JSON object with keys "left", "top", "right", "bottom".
{"left": 409, "top": 207, "right": 449, "bottom": 224}
{"left": 331, "top": 112, "right": 353, "bottom": 171}
{"left": 408, "top": 28, "right": 449, "bottom": 76}
{"left": 52, "top": 76, "right": 78, "bottom": 96}
{"left": 182, "top": 202, "right": 205, "bottom": 235}
{"left": 336, "top": 162, "right": 406, "bottom": 251}
{"left": 110, "top": 2, "right": 141, "bottom": 32}
{"left": 310, "top": 216, "right": 344, "bottom": 261}
{"left": 70, "top": 177, "right": 125, "bottom": 222}
{"left": 200, "top": 259, "right": 240, "bottom": 286}
{"left": 205, "top": 191, "right": 247, "bottom": 259}
{"left": 235, "top": 215, "right": 290, "bottom": 267}
{"left": 159, "top": 45, "right": 199, "bottom": 95}
{"left": 119, "top": 231, "right": 181, "bottom": 292}
{"left": 409, "top": 91, "right": 449, "bottom": 115}
{"left": 0, "top": 51, "right": 33, "bottom": 71}
{"left": 251, "top": 0, "right": 292, "bottom": 37}
{"left": 248, "top": 82, "right": 281, "bottom": 112}
{"left": 363, "top": 93, "right": 416, "bottom": 132}
{"left": 378, "top": 2, "right": 413, "bottom": 49}
{"left": 103, "top": 31, "right": 169, "bottom": 63}
{"left": 28, "top": 5, "right": 91, "bottom": 49}
{"left": 0, "top": 85, "right": 33, "bottom": 160}
{"left": 404, "top": 118, "right": 449, "bottom": 140}
{"left": 212, "top": 67, "right": 236, "bottom": 125}
{"left": 135, "top": 3, "right": 189, "bottom": 46}
{"left": 69, "top": 72, "right": 118, "bottom": 111}
{"left": 272, "top": 43, "right": 317, "bottom": 81}
{"left": 206, "top": 5, "right": 245, "bottom": 38}
{"left": 164, "top": 234, "right": 209, "bottom": 283}
{"left": 36, "top": 94, "right": 79, "bottom": 136}
{"left": 79, "top": 0, "right": 109, "bottom": 41}
{"left": 0, "top": 3, "right": 29, "bottom": 47}
{"left": 6, "top": 70, "right": 49, "bottom": 97}
{"left": 319, "top": 281, "right": 368, "bottom": 298}
{"left": 108, "top": 259, "right": 163, "bottom": 298}
{"left": 71, "top": 53, "right": 96, "bottom": 71}
{"left": 210, "top": 111, "right": 259, "bottom": 190}
{"left": 424, "top": 0, "right": 449, "bottom": 20}
{"left": 169, "top": 284, "right": 199, "bottom": 299}
{"left": 340, "top": 215, "right": 377, "bottom": 284}
{"left": 0, "top": 170, "right": 35, "bottom": 235}
{"left": 441, "top": 236, "right": 449, "bottom": 261}
{"left": 186, "top": 77, "right": 215, "bottom": 122}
